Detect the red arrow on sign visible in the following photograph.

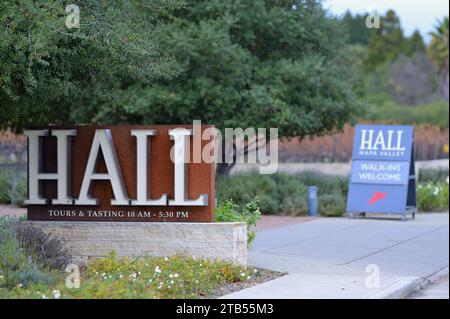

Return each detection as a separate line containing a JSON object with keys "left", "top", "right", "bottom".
{"left": 368, "top": 191, "right": 387, "bottom": 205}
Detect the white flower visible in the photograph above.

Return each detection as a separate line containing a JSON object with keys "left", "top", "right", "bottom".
{"left": 130, "top": 272, "right": 137, "bottom": 279}
{"left": 434, "top": 187, "right": 439, "bottom": 196}
{"left": 240, "top": 272, "right": 246, "bottom": 277}
{"left": 174, "top": 273, "right": 179, "bottom": 278}
{"left": 169, "top": 274, "right": 174, "bottom": 278}
{"left": 52, "top": 290, "right": 61, "bottom": 299}
{"left": 253, "top": 269, "right": 258, "bottom": 273}
{"left": 170, "top": 280, "right": 174, "bottom": 284}
{"left": 247, "top": 276, "right": 251, "bottom": 280}
{"left": 154, "top": 266, "right": 162, "bottom": 273}
{"left": 199, "top": 263, "right": 203, "bottom": 267}
{"left": 164, "top": 257, "right": 169, "bottom": 261}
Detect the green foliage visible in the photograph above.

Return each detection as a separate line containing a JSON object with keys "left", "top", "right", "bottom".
{"left": 365, "top": 97, "right": 449, "bottom": 128}
{"left": 0, "top": 253, "right": 260, "bottom": 299}
{"left": 404, "top": 30, "right": 426, "bottom": 55}
{"left": 216, "top": 171, "right": 348, "bottom": 216}
{"left": 417, "top": 182, "right": 449, "bottom": 212}
{"left": 215, "top": 199, "right": 261, "bottom": 246}
{"left": 216, "top": 172, "right": 281, "bottom": 214}
{"left": 0, "top": 169, "right": 12, "bottom": 203}
{"left": 342, "top": 11, "right": 373, "bottom": 46}
{"left": 14, "top": 224, "right": 73, "bottom": 270}
{"left": 362, "top": 10, "right": 427, "bottom": 72}
{"left": 0, "top": 0, "right": 183, "bottom": 131}
{"left": 419, "top": 168, "right": 449, "bottom": 183}
{"left": 363, "top": 10, "right": 405, "bottom": 71}
{"left": 218, "top": 170, "right": 450, "bottom": 216}
{"left": 8, "top": 171, "right": 26, "bottom": 207}
{"left": 319, "top": 194, "right": 347, "bottom": 217}
{"left": 0, "top": 168, "right": 27, "bottom": 205}
{"left": 0, "top": 218, "right": 54, "bottom": 289}
{"left": 1, "top": 0, "right": 362, "bottom": 142}
{"left": 428, "top": 17, "right": 449, "bottom": 74}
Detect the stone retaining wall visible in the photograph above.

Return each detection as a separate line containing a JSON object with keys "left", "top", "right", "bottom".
{"left": 21, "top": 221, "right": 247, "bottom": 265}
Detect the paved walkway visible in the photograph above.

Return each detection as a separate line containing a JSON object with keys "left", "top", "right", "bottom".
{"left": 255, "top": 215, "right": 315, "bottom": 232}
{"left": 223, "top": 213, "right": 449, "bottom": 299}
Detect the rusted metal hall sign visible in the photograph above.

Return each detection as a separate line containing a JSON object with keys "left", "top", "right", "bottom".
{"left": 24, "top": 125, "right": 215, "bottom": 222}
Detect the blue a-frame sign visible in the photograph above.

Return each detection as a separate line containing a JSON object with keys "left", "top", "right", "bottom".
{"left": 346, "top": 125, "right": 417, "bottom": 220}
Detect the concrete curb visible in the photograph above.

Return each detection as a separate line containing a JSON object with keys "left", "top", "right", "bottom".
{"left": 366, "top": 277, "right": 423, "bottom": 299}
{"left": 367, "top": 266, "right": 449, "bottom": 299}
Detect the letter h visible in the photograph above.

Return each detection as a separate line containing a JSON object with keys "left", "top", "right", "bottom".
{"left": 24, "top": 129, "right": 76, "bottom": 205}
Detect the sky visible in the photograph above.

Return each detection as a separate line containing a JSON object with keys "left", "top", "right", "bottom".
{"left": 324, "top": 0, "right": 449, "bottom": 42}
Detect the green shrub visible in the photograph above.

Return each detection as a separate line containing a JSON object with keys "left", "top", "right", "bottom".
{"left": 217, "top": 172, "right": 280, "bottom": 214}
{"left": 215, "top": 199, "right": 261, "bottom": 246}
{"left": 417, "top": 182, "right": 449, "bottom": 211}
{"left": 418, "top": 168, "right": 449, "bottom": 183}
{"left": 14, "top": 225, "right": 73, "bottom": 271}
{"left": 0, "top": 169, "right": 12, "bottom": 203}
{"left": 8, "top": 172, "right": 27, "bottom": 207}
{"left": 295, "top": 171, "right": 348, "bottom": 196}
{"left": 365, "top": 98, "right": 449, "bottom": 129}
{"left": 217, "top": 171, "right": 349, "bottom": 216}
{"left": 0, "top": 218, "right": 53, "bottom": 289}
{"left": 319, "top": 194, "right": 347, "bottom": 217}
{"left": 272, "top": 174, "right": 309, "bottom": 215}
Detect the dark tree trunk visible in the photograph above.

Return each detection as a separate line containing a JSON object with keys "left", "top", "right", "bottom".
{"left": 216, "top": 162, "right": 235, "bottom": 177}
{"left": 216, "top": 140, "right": 237, "bottom": 177}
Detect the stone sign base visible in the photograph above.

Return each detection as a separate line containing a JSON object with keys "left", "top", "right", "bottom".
{"left": 21, "top": 221, "right": 247, "bottom": 265}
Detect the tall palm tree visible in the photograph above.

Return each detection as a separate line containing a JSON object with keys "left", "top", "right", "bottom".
{"left": 428, "top": 17, "right": 449, "bottom": 101}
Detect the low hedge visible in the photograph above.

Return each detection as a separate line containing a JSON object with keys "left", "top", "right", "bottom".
{"left": 217, "top": 171, "right": 348, "bottom": 217}
{"left": 0, "top": 168, "right": 27, "bottom": 206}
{"left": 217, "top": 170, "right": 449, "bottom": 216}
